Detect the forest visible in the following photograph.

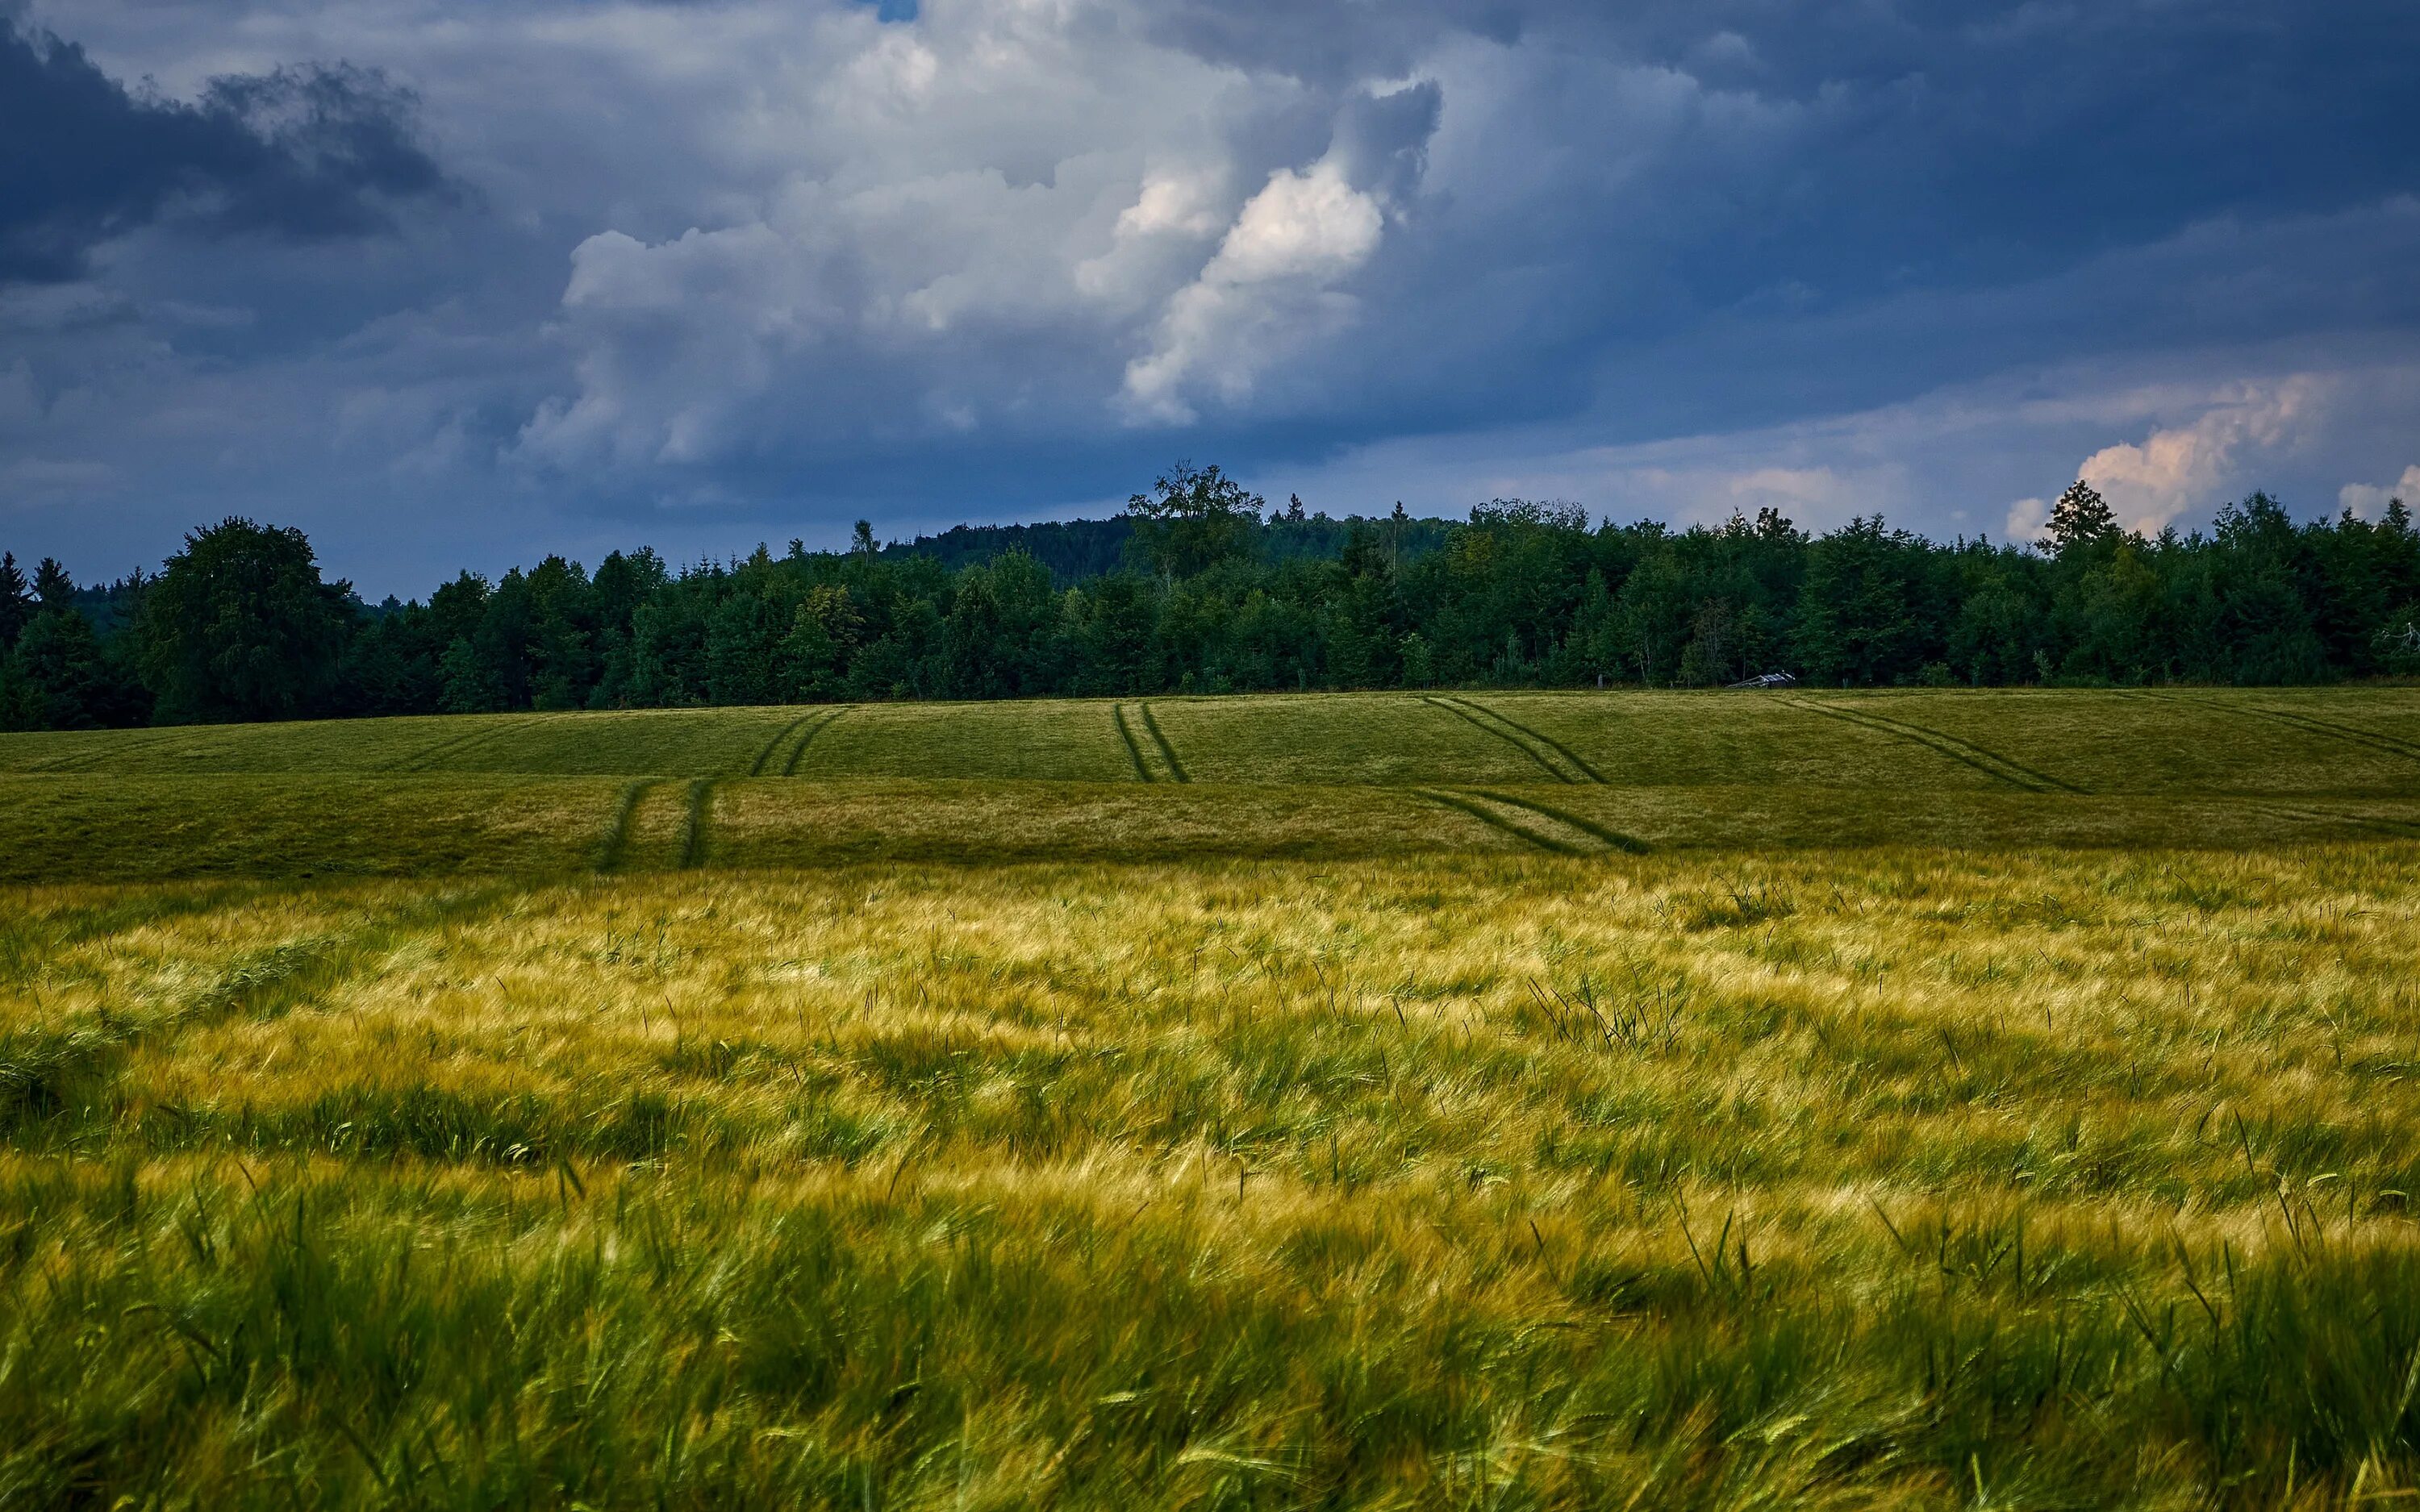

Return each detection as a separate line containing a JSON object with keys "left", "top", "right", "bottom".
{"left": 4, "top": 465, "right": 2417, "bottom": 730}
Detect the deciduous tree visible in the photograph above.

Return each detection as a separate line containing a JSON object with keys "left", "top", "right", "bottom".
{"left": 136, "top": 518, "right": 354, "bottom": 723}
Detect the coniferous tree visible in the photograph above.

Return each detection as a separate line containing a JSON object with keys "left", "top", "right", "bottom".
{"left": 0, "top": 552, "right": 31, "bottom": 649}
{"left": 31, "top": 556, "right": 74, "bottom": 612}
{"left": 2041, "top": 480, "right": 2121, "bottom": 556}
{"left": 1, "top": 606, "right": 119, "bottom": 730}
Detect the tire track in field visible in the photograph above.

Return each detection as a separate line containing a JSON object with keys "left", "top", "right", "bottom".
{"left": 1421, "top": 696, "right": 1582, "bottom": 783}
{"left": 2255, "top": 801, "right": 2420, "bottom": 841}
{"left": 1137, "top": 702, "right": 1190, "bottom": 782}
{"left": 1413, "top": 787, "right": 1639, "bottom": 855}
{"left": 782, "top": 706, "right": 851, "bottom": 776}
{"left": 1416, "top": 788, "right": 1574, "bottom": 852}
{"left": 386, "top": 716, "right": 540, "bottom": 773}
{"left": 1439, "top": 697, "right": 1606, "bottom": 782}
{"left": 23, "top": 727, "right": 189, "bottom": 773}
{"left": 748, "top": 711, "right": 821, "bottom": 776}
{"left": 1788, "top": 700, "right": 2087, "bottom": 793}
{"left": 1466, "top": 789, "right": 1650, "bottom": 852}
{"left": 2165, "top": 693, "right": 2420, "bottom": 768}
{"left": 595, "top": 779, "right": 657, "bottom": 873}
{"left": 679, "top": 780, "right": 715, "bottom": 868}
{"left": 1112, "top": 704, "right": 1157, "bottom": 781}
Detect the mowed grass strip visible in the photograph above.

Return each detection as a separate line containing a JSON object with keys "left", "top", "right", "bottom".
{"left": 0, "top": 707, "right": 816, "bottom": 778}
{"left": 0, "top": 774, "right": 621, "bottom": 881}
{"left": 7, "top": 848, "right": 2420, "bottom": 1505}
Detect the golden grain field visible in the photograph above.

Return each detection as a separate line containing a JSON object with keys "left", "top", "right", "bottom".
{"left": 9, "top": 842, "right": 2420, "bottom": 1507}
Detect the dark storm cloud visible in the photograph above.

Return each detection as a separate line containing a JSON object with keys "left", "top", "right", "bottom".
{"left": 0, "top": 19, "right": 451, "bottom": 282}
{"left": 5, "top": 0, "right": 2419, "bottom": 593}
{"left": 1155, "top": 0, "right": 2420, "bottom": 298}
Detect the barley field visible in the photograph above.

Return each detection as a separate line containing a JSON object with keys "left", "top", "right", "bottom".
{"left": 5, "top": 690, "right": 2420, "bottom": 1507}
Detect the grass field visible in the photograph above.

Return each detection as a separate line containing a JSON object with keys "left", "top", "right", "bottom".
{"left": 4, "top": 688, "right": 2420, "bottom": 881}
{"left": 5, "top": 690, "right": 2420, "bottom": 1506}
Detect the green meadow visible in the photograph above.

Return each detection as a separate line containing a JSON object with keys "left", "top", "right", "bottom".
{"left": 6, "top": 689, "right": 2420, "bottom": 1507}
{"left": 4, "top": 687, "right": 2420, "bottom": 879}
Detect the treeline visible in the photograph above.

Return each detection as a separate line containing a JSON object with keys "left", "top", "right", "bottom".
{"left": 5, "top": 467, "right": 2418, "bottom": 731}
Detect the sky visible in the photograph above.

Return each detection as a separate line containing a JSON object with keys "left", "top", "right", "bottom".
{"left": 4, "top": 0, "right": 2418, "bottom": 598}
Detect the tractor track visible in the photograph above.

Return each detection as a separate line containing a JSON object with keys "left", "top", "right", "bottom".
{"left": 1422, "top": 696, "right": 1584, "bottom": 783}
{"left": 595, "top": 779, "right": 657, "bottom": 873}
{"left": 781, "top": 706, "right": 852, "bottom": 776}
{"left": 1465, "top": 788, "right": 1649, "bottom": 852}
{"left": 748, "top": 712, "right": 822, "bottom": 777}
{"left": 1790, "top": 700, "right": 2085, "bottom": 793}
{"left": 1112, "top": 704, "right": 1152, "bottom": 781}
{"left": 386, "top": 716, "right": 543, "bottom": 774}
{"left": 1137, "top": 702, "right": 1190, "bottom": 782}
{"left": 1438, "top": 696, "right": 1605, "bottom": 781}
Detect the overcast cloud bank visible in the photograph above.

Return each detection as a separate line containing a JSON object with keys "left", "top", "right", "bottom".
{"left": 3, "top": 0, "right": 2417, "bottom": 591}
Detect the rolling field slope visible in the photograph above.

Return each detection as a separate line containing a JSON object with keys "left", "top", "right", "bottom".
{"left": 9, "top": 686, "right": 2420, "bottom": 791}
{"left": 6, "top": 691, "right": 2420, "bottom": 1506}
{"left": 3, "top": 689, "right": 2420, "bottom": 881}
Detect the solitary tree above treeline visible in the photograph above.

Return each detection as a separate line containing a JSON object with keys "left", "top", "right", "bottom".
{"left": 1124, "top": 461, "right": 1262, "bottom": 581}
{"left": 5, "top": 472, "right": 2420, "bottom": 731}
{"left": 2041, "top": 480, "right": 2121, "bottom": 556}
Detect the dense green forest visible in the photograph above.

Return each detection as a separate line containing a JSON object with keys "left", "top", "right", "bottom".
{"left": 4, "top": 466, "right": 2417, "bottom": 730}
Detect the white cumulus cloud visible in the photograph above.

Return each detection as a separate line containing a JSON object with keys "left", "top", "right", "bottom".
{"left": 1120, "top": 157, "right": 1387, "bottom": 423}
{"left": 2340, "top": 464, "right": 2420, "bottom": 519}
{"left": 2077, "top": 376, "right": 2324, "bottom": 535}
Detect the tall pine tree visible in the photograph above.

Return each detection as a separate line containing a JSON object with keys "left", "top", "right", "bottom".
{"left": 0, "top": 553, "right": 31, "bottom": 649}
{"left": 2040, "top": 480, "right": 2120, "bottom": 556}
{"left": 31, "top": 556, "right": 74, "bottom": 612}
